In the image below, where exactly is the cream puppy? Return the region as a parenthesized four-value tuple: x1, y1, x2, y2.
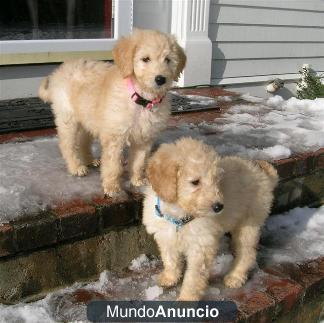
(39, 29, 186, 197)
(143, 138, 278, 301)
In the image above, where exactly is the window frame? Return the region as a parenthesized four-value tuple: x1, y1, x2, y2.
(0, 0, 133, 65)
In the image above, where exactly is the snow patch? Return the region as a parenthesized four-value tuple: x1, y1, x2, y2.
(217, 96, 233, 102)
(0, 138, 102, 223)
(129, 254, 158, 272)
(0, 302, 54, 323)
(260, 145, 291, 160)
(261, 206, 324, 263)
(158, 95, 324, 161)
(145, 286, 164, 300)
(240, 93, 264, 103)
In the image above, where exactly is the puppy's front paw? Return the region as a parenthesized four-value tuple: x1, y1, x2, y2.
(104, 190, 128, 200)
(224, 273, 246, 289)
(70, 165, 88, 177)
(90, 159, 101, 167)
(177, 293, 200, 301)
(103, 184, 128, 199)
(158, 271, 179, 288)
(130, 176, 148, 188)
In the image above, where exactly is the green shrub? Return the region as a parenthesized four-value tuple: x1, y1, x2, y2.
(296, 64, 324, 99)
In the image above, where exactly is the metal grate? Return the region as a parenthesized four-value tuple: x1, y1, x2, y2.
(0, 93, 219, 133)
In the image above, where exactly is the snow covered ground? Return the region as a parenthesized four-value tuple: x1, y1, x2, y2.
(0, 206, 323, 323)
(0, 94, 323, 222)
(160, 95, 324, 161)
(0, 138, 102, 223)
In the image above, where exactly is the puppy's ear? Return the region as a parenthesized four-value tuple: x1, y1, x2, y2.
(147, 145, 179, 203)
(170, 36, 187, 81)
(112, 35, 136, 77)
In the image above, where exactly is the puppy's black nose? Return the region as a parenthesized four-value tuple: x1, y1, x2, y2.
(212, 202, 224, 213)
(155, 75, 166, 86)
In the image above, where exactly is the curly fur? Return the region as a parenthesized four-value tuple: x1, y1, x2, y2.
(143, 137, 278, 300)
(39, 29, 186, 196)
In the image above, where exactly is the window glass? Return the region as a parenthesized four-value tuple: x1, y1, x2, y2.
(0, 0, 113, 40)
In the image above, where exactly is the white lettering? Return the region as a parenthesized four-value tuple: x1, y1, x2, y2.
(146, 308, 155, 318)
(106, 305, 118, 318)
(138, 305, 146, 318)
(155, 305, 166, 317)
(210, 308, 219, 318)
(186, 308, 196, 318)
(167, 307, 176, 318)
(196, 308, 204, 318)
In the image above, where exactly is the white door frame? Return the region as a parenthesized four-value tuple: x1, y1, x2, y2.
(171, 0, 212, 87)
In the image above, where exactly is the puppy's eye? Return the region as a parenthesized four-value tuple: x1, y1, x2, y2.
(165, 57, 171, 64)
(142, 57, 150, 63)
(191, 179, 200, 186)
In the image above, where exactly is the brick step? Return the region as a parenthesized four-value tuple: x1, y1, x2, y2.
(48, 255, 323, 323)
(0, 88, 323, 305)
(1, 253, 323, 322)
(0, 150, 323, 304)
(34, 255, 324, 323)
(1, 148, 323, 258)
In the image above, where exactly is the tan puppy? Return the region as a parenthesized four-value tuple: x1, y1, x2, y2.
(143, 137, 278, 300)
(39, 29, 186, 197)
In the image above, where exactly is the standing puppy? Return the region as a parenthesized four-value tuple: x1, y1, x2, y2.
(39, 29, 186, 197)
(143, 138, 278, 300)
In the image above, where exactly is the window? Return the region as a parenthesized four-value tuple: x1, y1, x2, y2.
(0, 0, 132, 65)
(0, 0, 113, 40)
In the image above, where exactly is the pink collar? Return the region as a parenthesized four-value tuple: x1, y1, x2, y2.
(126, 78, 163, 110)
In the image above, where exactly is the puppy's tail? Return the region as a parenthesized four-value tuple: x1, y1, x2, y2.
(38, 76, 52, 103)
(255, 160, 279, 188)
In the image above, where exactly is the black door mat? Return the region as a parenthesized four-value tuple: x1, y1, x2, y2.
(170, 92, 219, 114)
(0, 94, 219, 134)
(0, 98, 54, 134)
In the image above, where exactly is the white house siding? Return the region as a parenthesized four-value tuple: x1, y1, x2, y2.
(209, 0, 324, 98)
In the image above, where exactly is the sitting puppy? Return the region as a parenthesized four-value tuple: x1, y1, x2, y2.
(39, 29, 186, 197)
(143, 137, 278, 300)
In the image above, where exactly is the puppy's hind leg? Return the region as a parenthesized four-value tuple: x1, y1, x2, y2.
(224, 222, 260, 288)
(56, 116, 88, 177)
(77, 127, 100, 167)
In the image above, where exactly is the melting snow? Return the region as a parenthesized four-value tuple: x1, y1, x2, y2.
(159, 95, 324, 161)
(0, 138, 102, 223)
(260, 206, 324, 263)
(1, 206, 323, 322)
(0, 94, 323, 223)
(144, 286, 164, 300)
(129, 254, 158, 272)
(240, 93, 264, 103)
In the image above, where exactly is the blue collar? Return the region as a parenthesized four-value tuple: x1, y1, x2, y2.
(155, 197, 194, 231)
